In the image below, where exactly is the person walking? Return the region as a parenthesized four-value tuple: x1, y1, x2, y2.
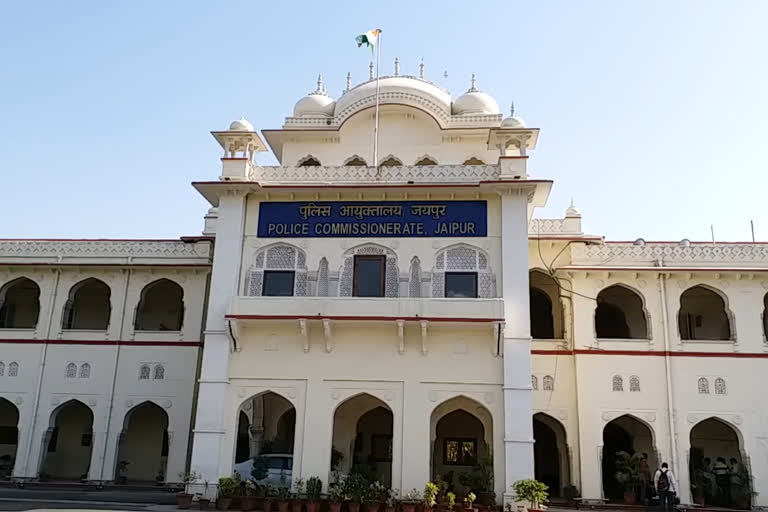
(713, 457, 730, 506)
(654, 462, 678, 512)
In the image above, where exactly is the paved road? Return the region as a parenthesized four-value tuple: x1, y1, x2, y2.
(0, 487, 178, 511)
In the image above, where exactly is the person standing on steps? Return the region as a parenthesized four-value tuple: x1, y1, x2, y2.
(713, 457, 730, 507)
(639, 453, 652, 504)
(654, 462, 678, 512)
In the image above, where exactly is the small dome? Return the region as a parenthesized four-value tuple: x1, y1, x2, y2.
(229, 117, 254, 132)
(501, 103, 526, 128)
(293, 73, 336, 117)
(452, 75, 500, 116)
(565, 205, 581, 217)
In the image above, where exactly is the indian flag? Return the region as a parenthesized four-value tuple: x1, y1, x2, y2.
(355, 29, 381, 54)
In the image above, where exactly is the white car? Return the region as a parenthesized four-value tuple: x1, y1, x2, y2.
(234, 453, 293, 486)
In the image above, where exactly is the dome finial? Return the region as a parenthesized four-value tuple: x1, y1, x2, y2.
(394, 57, 400, 76)
(468, 73, 478, 93)
(369, 61, 374, 80)
(316, 73, 324, 93)
(510, 102, 515, 116)
(345, 72, 351, 92)
(419, 58, 425, 79)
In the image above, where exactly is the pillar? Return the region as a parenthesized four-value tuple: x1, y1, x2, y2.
(500, 189, 535, 501)
(189, 189, 247, 484)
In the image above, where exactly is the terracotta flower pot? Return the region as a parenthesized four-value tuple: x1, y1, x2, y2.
(366, 503, 380, 512)
(329, 503, 342, 512)
(348, 503, 361, 512)
(622, 491, 637, 505)
(385, 507, 395, 512)
(263, 499, 274, 512)
(218, 497, 233, 511)
(291, 501, 303, 512)
(305, 502, 319, 512)
(199, 498, 211, 510)
(278, 501, 290, 512)
(240, 496, 256, 511)
(401, 504, 416, 512)
(177, 493, 194, 510)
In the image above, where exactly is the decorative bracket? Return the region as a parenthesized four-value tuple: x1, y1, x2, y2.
(396, 319, 405, 355)
(323, 319, 333, 353)
(420, 320, 429, 356)
(492, 322, 500, 357)
(299, 319, 309, 353)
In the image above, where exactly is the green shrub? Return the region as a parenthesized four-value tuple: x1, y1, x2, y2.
(512, 479, 548, 510)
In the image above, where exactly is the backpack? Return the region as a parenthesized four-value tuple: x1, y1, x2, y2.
(658, 470, 670, 492)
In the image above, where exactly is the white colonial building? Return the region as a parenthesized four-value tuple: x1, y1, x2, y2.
(1, 64, 767, 508)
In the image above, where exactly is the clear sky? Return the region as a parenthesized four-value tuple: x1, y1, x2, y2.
(1, 1, 766, 241)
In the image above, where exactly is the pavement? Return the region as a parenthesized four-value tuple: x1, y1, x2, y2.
(0, 487, 178, 511)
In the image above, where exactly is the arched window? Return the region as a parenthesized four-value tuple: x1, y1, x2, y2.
(135, 279, 184, 331)
(415, 156, 437, 166)
(595, 285, 649, 339)
(244, 244, 308, 297)
(698, 377, 710, 394)
(62, 278, 111, 330)
(139, 364, 150, 380)
(0, 362, 4, 376)
(463, 157, 485, 165)
(297, 155, 321, 166)
(8, 362, 18, 377)
(0, 277, 41, 329)
(530, 271, 565, 339)
(629, 375, 640, 392)
(679, 285, 732, 341)
(432, 245, 496, 298)
(714, 377, 727, 395)
(378, 155, 402, 167)
(79, 363, 91, 379)
(543, 375, 554, 391)
(344, 155, 367, 166)
(66, 363, 77, 378)
(612, 375, 624, 392)
(153, 364, 165, 380)
(408, 256, 422, 298)
(339, 244, 399, 298)
(531, 375, 538, 390)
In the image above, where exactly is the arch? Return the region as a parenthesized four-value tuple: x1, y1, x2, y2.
(0, 277, 41, 329)
(463, 157, 486, 165)
(698, 377, 710, 394)
(689, 417, 747, 508)
(40, 400, 94, 480)
(432, 244, 496, 298)
(595, 284, 649, 339)
(316, 257, 330, 297)
(233, 390, 297, 483)
(601, 414, 657, 501)
(331, 393, 393, 486)
(543, 375, 554, 391)
(62, 278, 111, 330)
(344, 155, 368, 166)
(415, 155, 438, 166)
(339, 243, 399, 298)
(378, 155, 402, 167)
(115, 401, 169, 482)
(531, 375, 538, 391)
(430, 395, 493, 497)
(297, 155, 321, 167)
(244, 243, 308, 297)
(134, 279, 184, 331)
(409, 256, 423, 298)
(678, 285, 733, 341)
(529, 270, 564, 339)
(0, 397, 20, 479)
(533, 413, 570, 497)
(714, 377, 727, 395)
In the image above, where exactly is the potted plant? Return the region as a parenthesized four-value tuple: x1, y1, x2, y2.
(199, 480, 211, 510)
(177, 470, 200, 510)
(265, 484, 279, 512)
(305, 477, 323, 512)
(384, 488, 399, 512)
(731, 467, 756, 510)
(614, 451, 642, 505)
(240, 480, 259, 511)
(218, 477, 237, 510)
(423, 482, 438, 511)
(512, 480, 547, 512)
(344, 473, 369, 512)
(291, 478, 305, 512)
(275, 485, 291, 512)
(691, 469, 715, 506)
(116, 460, 129, 484)
(401, 489, 421, 512)
(366, 481, 389, 512)
(562, 485, 579, 508)
(463, 493, 476, 512)
(328, 483, 348, 512)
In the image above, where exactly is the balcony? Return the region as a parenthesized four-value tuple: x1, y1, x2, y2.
(226, 296, 505, 354)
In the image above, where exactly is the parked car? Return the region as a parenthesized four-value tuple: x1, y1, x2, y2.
(234, 453, 293, 486)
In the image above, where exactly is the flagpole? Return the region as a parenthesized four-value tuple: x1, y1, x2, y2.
(373, 32, 381, 168)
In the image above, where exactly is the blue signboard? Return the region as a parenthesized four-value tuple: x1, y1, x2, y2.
(257, 201, 487, 238)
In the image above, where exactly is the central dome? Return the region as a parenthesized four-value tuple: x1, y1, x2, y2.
(334, 76, 452, 121)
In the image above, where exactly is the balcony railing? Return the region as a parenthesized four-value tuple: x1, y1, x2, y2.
(247, 164, 500, 184)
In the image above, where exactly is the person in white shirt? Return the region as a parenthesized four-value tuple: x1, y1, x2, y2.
(654, 463, 678, 512)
